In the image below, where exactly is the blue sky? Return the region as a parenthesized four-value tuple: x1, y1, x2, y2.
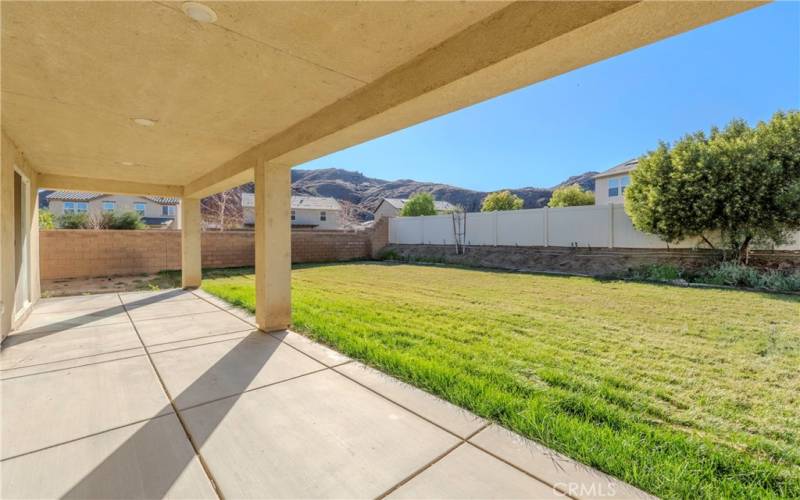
(299, 2, 800, 191)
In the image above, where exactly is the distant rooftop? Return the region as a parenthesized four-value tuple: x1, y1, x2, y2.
(241, 193, 341, 211)
(381, 198, 456, 211)
(46, 192, 179, 204)
(594, 159, 638, 179)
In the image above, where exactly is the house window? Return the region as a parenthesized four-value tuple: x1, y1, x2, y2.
(134, 202, 146, 216)
(320, 211, 326, 221)
(76, 202, 88, 213)
(64, 202, 74, 214)
(608, 178, 619, 198)
(162, 205, 176, 217)
(102, 201, 116, 212)
(291, 210, 296, 221)
(620, 175, 630, 195)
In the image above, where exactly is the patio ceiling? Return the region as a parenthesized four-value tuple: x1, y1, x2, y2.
(1, 1, 763, 197)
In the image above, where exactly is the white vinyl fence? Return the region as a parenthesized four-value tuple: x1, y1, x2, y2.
(389, 204, 800, 250)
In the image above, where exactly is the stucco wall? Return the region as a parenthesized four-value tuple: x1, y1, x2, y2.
(39, 227, 385, 280)
(594, 175, 628, 205)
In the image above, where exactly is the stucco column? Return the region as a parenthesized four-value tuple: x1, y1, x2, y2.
(181, 197, 202, 288)
(0, 147, 14, 338)
(255, 161, 291, 332)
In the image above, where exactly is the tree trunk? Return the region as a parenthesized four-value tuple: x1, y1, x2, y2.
(700, 234, 716, 250)
(738, 235, 752, 265)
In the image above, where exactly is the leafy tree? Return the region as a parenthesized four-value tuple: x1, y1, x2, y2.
(400, 192, 436, 216)
(57, 212, 90, 229)
(548, 184, 595, 207)
(625, 111, 800, 261)
(481, 190, 523, 212)
(38, 209, 55, 229)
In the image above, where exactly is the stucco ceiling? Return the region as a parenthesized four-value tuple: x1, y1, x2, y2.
(1, 1, 508, 185)
(1, 1, 763, 195)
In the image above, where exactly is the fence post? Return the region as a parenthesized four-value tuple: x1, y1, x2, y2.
(420, 216, 425, 245)
(543, 207, 549, 247)
(608, 204, 614, 249)
(493, 211, 499, 246)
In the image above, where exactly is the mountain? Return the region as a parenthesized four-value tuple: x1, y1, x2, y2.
(241, 167, 599, 221)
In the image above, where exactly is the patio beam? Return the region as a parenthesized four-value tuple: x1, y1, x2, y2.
(254, 160, 291, 332)
(38, 174, 183, 198)
(183, 0, 763, 198)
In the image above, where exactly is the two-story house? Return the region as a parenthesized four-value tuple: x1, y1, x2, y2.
(242, 193, 342, 229)
(373, 197, 456, 219)
(593, 159, 638, 205)
(46, 192, 180, 228)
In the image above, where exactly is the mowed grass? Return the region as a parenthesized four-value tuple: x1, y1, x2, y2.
(199, 263, 800, 499)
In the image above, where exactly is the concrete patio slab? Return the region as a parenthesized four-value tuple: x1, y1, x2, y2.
(150, 331, 326, 409)
(270, 329, 351, 367)
(180, 369, 461, 499)
(387, 443, 558, 499)
(0, 347, 146, 380)
(1, 354, 171, 459)
(119, 288, 200, 306)
(469, 425, 654, 499)
(13, 307, 130, 333)
(1, 414, 217, 499)
(192, 289, 237, 310)
(0, 321, 141, 373)
(133, 310, 252, 346)
(148, 330, 251, 354)
(32, 293, 124, 314)
(125, 297, 220, 321)
(336, 361, 485, 438)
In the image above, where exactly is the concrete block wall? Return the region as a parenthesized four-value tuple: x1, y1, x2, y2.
(40, 226, 387, 280)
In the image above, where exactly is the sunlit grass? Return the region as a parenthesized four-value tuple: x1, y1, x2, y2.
(199, 262, 800, 499)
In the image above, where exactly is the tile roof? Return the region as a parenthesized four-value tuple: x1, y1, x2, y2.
(594, 159, 638, 179)
(45, 192, 179, 204)
(381, 198, 456, 211)
(241, 193, 341, 210)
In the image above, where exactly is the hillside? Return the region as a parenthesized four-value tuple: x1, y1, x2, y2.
(286, 168, 598, 220)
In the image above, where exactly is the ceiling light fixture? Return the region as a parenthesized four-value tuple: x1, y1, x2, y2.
(120, 161, 135, 166)
(132, 118, 157, 127)
(181, 2, 217, 23)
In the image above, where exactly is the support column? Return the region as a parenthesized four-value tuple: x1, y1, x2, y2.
(0, 145, 13, 338)
(255, 161, 291, 332)
(181, 197, 202, 288)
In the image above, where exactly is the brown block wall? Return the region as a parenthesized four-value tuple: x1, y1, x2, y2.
(40, 228, 385, 280)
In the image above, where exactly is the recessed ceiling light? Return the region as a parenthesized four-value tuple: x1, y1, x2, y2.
(132, 118, 157, 127)
(120, 161, 135, 166)
(181, 2, 217, 23)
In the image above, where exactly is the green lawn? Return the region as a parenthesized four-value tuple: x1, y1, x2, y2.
(197, 263, 799, 499)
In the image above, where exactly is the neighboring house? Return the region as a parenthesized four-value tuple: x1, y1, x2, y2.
(593, 159, 638, 205)
(373, 197, 456, 219)
(46, 192, 180, 228)
(242, 193, 342, 229)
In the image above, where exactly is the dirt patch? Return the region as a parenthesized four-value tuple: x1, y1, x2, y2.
(41, 272, 180, 298)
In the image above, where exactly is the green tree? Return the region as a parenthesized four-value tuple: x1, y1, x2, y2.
(400, 192, 436, 216)
(38, 209, 55, 229)
(481, 190, 523, 212)
(57, 212, 90, 229)
(625, 111, 800, 261)
(547, 184, 595, 207)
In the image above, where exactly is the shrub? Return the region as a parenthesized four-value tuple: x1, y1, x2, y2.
(57, 212, 90, 229)
(631, 264, 683, 281)
(481, 190, 524, 212)
(108, 211, 146, 230)
(548, 184, 595, 208)
(702, 263, 800, 292)
(38, 209, 55, 229)
(400, 193, 436, 216)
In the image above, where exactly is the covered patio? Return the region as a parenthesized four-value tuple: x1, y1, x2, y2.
(1, 1, 762, 497)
